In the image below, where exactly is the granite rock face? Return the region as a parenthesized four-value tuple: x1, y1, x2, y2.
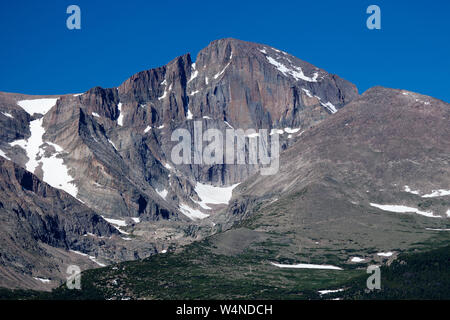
(1, 38, 358, 222)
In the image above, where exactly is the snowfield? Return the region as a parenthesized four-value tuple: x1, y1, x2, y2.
(117, 103, 123, 126)
(351, 257, 365, 263)
(9, 118, 78, 198)
(194, 182, 239, 209)
(17, 98, 58, 115)
(370, 203, 440, 218)
(102, 216, 129, 235)
(179, 203, 209, 220)
(377, 252, 394, 257)
(270, 262, 343, 270)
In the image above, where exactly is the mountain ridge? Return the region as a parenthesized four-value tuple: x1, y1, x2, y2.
(1, 38, 448, 293)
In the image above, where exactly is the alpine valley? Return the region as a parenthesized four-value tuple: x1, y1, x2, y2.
(0, 38, 448, 299)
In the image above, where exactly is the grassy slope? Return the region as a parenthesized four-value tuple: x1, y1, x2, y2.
(2, 233, 449, 300)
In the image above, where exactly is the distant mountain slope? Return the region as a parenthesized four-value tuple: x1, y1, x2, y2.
(221, 87, 450, 254)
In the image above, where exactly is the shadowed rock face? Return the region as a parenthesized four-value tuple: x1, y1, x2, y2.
(0, 157, 119, 290)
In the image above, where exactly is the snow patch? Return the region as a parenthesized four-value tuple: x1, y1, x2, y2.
(10, 118, 45, 173)
(188, 70, 198, 83)
(158, 89, 168, 100)
(214, 62, 231, 79)
(318, 289, 344, 295)
(403, 185, 450, 198)
(186, 109, 193, 120)
(270, 262, 342, 270)
(179, 203, 209, 220)
(117, 103, 123, 126)
(377, 252, 394, 257)
(41, 150, 78, 198)
(34, 277, 51, 283)
(320, 101, 338, 114)
(301, 88, 313, 97)
(102, 216, 129, 234)
(404, 185, 420, 195)
(0, 149, 11, 161)
(351, 257, 365, 263)
(10, 118, 78, 198)
(102, 217, 127, 227)
(2, 112, 13, 118)
(270, 129, 284, 135)
(284, 127, 301, 134)
(194, 182, 239, 209)
(17, 98, 58, 115)
(156, 188, 168, 200)
(69, 250, 106, 267)
(144, 126, 152, 133)
(108, 139, 118, 151)
(164, 162, 172, 170)
(224, 121, 233, 129)
(92, 112, 100, 118)
(370, 203, 440, 218)
(266, 56, 318, 82)
(422, 189, 450, 198)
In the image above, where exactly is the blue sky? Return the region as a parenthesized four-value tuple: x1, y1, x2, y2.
(0, 0, 449, 102)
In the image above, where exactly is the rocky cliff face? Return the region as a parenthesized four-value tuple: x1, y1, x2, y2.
(1, 38, 358, 224)
(0, 157, 118, 290)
